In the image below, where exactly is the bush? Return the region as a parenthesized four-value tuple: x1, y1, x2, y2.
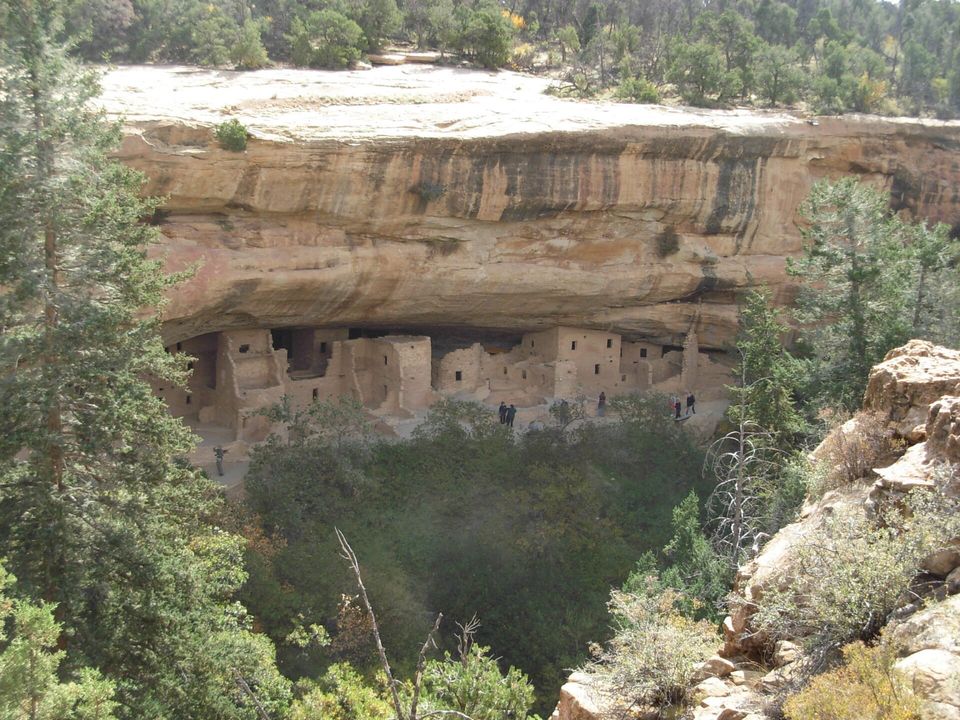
(288, 10, 363, 69)
(783, 642, 922, 720)
(214, 118, 248, 151)
(813, 411, 899, 494)
(580, 580, 717, 710)
(750, 488, 960, 666)
(231, 19, 270, 70)
(656, 227, 680, 257)
(616, 76, 660, 103)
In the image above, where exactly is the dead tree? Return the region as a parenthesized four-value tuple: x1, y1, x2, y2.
(335, 528, 475, 720)
(704, 418, 783, 568)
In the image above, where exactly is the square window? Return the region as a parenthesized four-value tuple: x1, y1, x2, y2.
(239, 344, 250, 354)
(640, 348, 647, 358)
(455, 370, 462, 381)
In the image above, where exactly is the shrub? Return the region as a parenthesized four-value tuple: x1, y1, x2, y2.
(290, 664, 393, 720)
(288, 10, 363, 69)
(616, 76, 660, 103)
(783, 642, 922, 720)
(231, 19, 270, 70)
(656, 227, 680, 257)
(813, 411, 899, 494)
(214, 118, 248, 151)
(750, 489, 960, 667)
(580, 580, 717, 710)
(420, 643, 537, 720)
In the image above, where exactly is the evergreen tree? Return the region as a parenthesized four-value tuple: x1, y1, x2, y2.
(727, 289, 805, 445)
(788, 178, 911, 411)
(0, 2, 289, 716)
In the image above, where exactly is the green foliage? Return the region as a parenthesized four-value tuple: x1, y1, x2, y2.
(0, 564, 118, 720)
(231, 19, 270, 70)
(290, 664, 394, 720)
(581, 580, 717, 710)
(0, 6, 290, 716)
(215, 118, 249, 151)
(288, 10, 364, 69)
(756, 43, 805, 105)
(727, 289, 806, 445)
(354, 0, 401, 53)
(555, 24, 580, 62)
(655, 227, 680, 257)
(751, 486, 960, 664)
(420, 642, 537, 720)
(452, 4, 516, 69)
(790, 179, 913, 411)
(616, 76, 660, 103)
(667, 39, 740, 106)
(243, 397, 707, 714)
(783, 642, 923, 720)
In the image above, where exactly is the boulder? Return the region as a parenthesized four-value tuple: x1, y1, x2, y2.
(694, 656, 737, 679)
(922, 541, 960, 577)
(772, 641, 800, 667)
(894, 649, 960, 708)
(552, 673, 602, 720)
(864, 341, 960, 434)
(695, 677, 733, 698)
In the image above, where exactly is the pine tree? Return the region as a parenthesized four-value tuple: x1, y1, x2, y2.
(788, 178, 913, 411)
(0, 2, 289, 716)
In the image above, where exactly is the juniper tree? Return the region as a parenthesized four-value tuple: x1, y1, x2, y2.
(0, 2, 288, 716)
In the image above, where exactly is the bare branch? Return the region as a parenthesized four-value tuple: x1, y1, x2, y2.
(233, 668, 272, 720)
(335, 527, 406, 720)
(409, 613, 443, 720)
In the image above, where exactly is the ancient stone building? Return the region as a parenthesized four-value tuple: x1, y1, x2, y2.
(157, 323, 731, 441)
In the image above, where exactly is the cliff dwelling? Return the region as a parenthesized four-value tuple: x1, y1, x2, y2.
(155, 324, 733, 443)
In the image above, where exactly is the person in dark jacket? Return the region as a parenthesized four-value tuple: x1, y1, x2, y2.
(674, 398, 682, 419)
(506, 404, 517, 427)
(686, 391, 696, 415)
(499, 401, 507, 424)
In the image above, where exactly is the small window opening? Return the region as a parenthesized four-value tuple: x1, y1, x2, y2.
(176, 342, 182, 352)
(607, 338, 613, 348)
(503, 367, 508, 375)
(383, 385, 388, 398)
(621, 374, 627, 381)
(320, 342, 327, 354)
(384, 355, 388, 365)
(239, 344, 250, 354)
(187, 361, 194, 371)
(531, 340, 535, 347)
(185, 395, 192, 405)
(522, 370, 527, 379)
(455, 371, 463, 382)
(594, 364, 600, 375)
(640, 348, 647, 358)
(312, 388, 319, 400)
(571, 341, 577, 350)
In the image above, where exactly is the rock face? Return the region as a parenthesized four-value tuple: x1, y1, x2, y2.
(554, 342, 960, 720)
(99, 66, 960, 348)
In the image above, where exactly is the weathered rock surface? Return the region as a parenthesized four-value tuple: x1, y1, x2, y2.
(97, 66, 960, 347)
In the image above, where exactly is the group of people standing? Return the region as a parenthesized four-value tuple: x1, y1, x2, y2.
(671, 392, 696, 419)
(498, 401, 518, 427)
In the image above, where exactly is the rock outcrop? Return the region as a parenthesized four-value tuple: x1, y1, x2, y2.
(98, 66, 960, 348)
(554, 341, 960, 720)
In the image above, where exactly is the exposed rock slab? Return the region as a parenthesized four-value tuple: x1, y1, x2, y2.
(94, 66, 960, 346)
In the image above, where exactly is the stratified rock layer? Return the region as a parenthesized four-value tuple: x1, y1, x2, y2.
(99, 66, 960, 345)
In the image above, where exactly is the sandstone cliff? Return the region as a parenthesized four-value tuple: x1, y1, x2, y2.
(99, 66, 960, 348)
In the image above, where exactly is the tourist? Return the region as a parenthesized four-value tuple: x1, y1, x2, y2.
(674, 398, 682, 420)
(499, 401, 507, 424)
(686, 391, 696, 415)
(214, 445, 227, 476)
(506, 404, 517, 428)
(598, 391, 606, 417)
